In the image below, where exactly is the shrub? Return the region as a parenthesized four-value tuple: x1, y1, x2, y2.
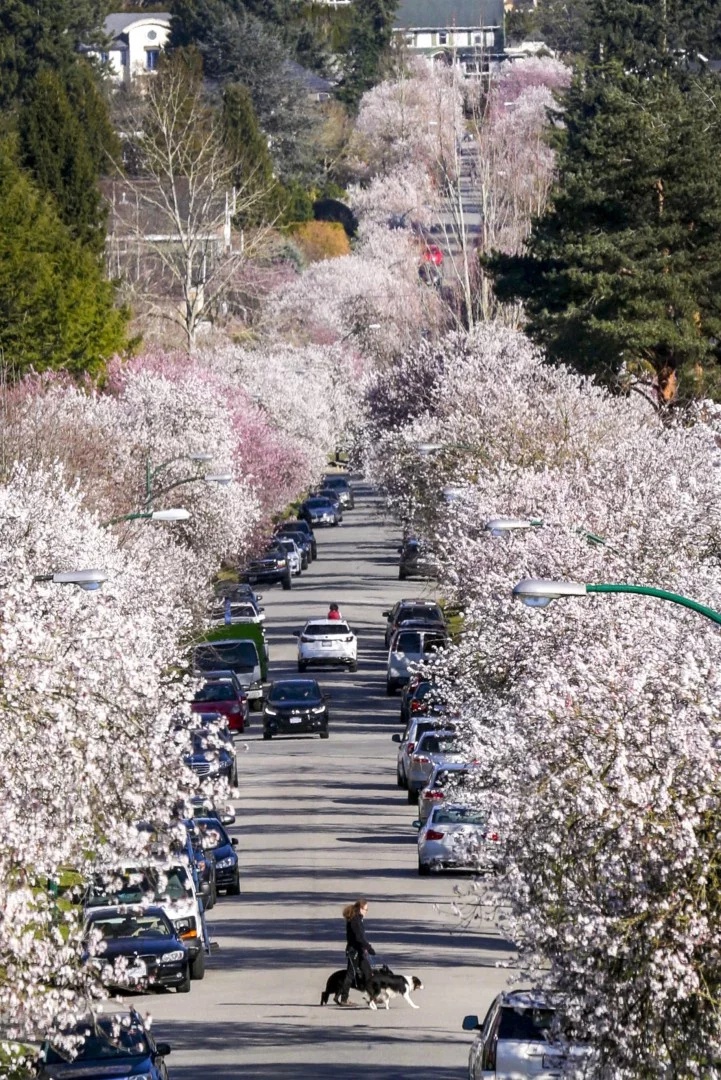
(289, 220, 351, 262)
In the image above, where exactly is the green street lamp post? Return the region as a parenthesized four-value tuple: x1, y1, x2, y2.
(143, 452, 231, 508)
(102, 507, 191, 528)
(486, 517, 608, 548)
(512, 578, 721, 627)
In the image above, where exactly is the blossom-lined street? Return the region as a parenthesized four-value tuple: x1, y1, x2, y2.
(136, 484, 511, 1078)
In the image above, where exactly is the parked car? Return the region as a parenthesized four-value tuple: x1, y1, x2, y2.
(193, 639, 263, 711)
(422, 243, 443, 267)
(418, 763, 480, 823)
(215, 581, 263, 606)
(416, 804, 500, 876)
(263, 678, 329, 739)
(406, 729, 465, 803)
(84, 904, 190, 993)
(196, 816, 240, 895)
(191, 678, 249, 733)
(322, 473, 355, 509)
(86, 860, 209, 980)
(183, 817, 217, 908)
(210, 599, 266, 624)
(274, 527, 311, 568)
(294, 618, 357, 672)
(392, 718, 457, 789)
(276, 536, 303, 576)
(38, 1007, 171, 1080)
(399, 677, 447, 724)
(383, 599, 447, 648)
(398, 537, 434, 581)
(190, 795, 235, 827)
(462, 990, 587, 1079)
(276, 519, 317, 560)
(386, 627, 448, 695)
(183, 728, 238, 787)
(299, 496, 341, 527)
(243, 543, 292, 590)
(314, 488, 344, 518)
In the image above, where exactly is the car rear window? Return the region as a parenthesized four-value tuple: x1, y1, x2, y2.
(433, 807, 487, 826)
(395, 631, 422, 653)
(498, 1006, 555, 1041)
(422, 634, 446, 654)
(305, 623, 350, 636)
(433, 769, 471, 787)
(194, 684, 235, 702)
(399, 606, 442, 622)
(416, 734, 459, 755)
(195, 642, 258, 673)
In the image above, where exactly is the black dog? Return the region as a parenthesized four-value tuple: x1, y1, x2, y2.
(320, 965, 393, 1006)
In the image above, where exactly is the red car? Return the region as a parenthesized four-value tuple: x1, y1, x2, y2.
(191, 677, 249, 733)
(421, 244, 443, 267)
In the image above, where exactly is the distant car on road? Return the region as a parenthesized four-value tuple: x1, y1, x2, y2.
(300, 496, 341, 527)
(406, 729, 465, 803)
(294, 618, 358, 672)
(276, 536, 303, 576)
(397, 537, 435, 581)
(276, 519, 318, 559)
(422, 243, 443, 267)
(263, 678, 330, 739)
(386, 626, 448, 695)
(191, 678, 249, 733)
(383, 599, 447, 647)
(243, 543, 293, 590)
(392, 717, 456, 789)
(418, 763, 480, 823)
(322, 473, 355, 509)
(196, 816, 240, 896)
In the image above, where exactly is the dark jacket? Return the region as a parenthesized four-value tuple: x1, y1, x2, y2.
(346, 913, 374, 955)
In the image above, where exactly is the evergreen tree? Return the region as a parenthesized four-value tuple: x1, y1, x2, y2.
(338, 0, 399, 109)
(488, 64, 721, 403)
(18, 65, 118, 252)
(0, 0, 108, 109)
(221, 82, 278, 224)
(0, 141, 127, 379)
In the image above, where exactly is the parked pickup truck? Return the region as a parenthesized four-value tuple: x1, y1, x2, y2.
(194, 622, 268, 711)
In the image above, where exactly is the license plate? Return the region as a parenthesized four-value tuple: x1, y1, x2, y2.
(321, 642, 332, 648)
(290, 718, 303, 724)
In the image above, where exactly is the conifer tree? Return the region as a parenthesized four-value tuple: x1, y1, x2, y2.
(338, 0, 399, 109)
(0, 141, 127, 378)
(488, 64, 721, 403)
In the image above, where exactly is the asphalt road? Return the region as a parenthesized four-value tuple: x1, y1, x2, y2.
(136, 482, 513, 1079)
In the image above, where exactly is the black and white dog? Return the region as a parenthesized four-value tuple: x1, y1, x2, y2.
(320, 965, 394, 1006)
(365, 970, 424, 1010)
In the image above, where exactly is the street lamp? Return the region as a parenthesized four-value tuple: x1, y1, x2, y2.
(103, 507, 191, 527)
(203, 474, 233, 486)
(485, 517, 607, 547)
(144, 452, 227, 506)
(512, 577, 721, 626)
(415, 441, 476, 457)
(33, 568, 108, 592)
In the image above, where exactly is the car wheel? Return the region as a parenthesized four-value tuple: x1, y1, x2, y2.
(386, 681, 397, 696)
(349, 661, 358, 672)
(231, 764, 239, 788)
(282, 574, 292, 590)
(250, 699, 263, 713)
(190, 949, 205, 980)
(298, 661, 308, 673)
(227, 871, 241, 896)
(263, 731, 272, 740)
(407, 788, 419, 805)
(320, 730, 329, 739)
(418, 861, 430, 877)
(177, 966, 192, 992)
(396, 768, 405, 788)
(398, 569, 407, 581)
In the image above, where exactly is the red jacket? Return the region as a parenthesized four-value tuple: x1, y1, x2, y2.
(328, 609, 341, 620)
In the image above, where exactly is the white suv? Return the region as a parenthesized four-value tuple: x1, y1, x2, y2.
(276, 537, 302, 576)
(386, 627, 447, 694)
(294, 619, 358, 672)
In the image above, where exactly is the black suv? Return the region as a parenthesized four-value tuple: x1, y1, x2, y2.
(397, 537, 433, 581)
(383, 599, 447, 647)
(243, 543, 292, 590)
(322, 474, 355, 509)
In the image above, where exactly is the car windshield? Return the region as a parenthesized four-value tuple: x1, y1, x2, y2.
(414, 720, 454, 740)
(195, 642, 258, 673)
(269, 680, 320, 703)
(278, 540, 296, 551)
(304, 623, 350, 636)
(157, 866, 193, 900)
(216, 603, 256, 619)
(324, 477, 349, 490)
(498, 1006, 556, 1041)
(416, 734, 460, 755)
(395, 631, 422, 653)
(88, 871, 153, 905)
(288, 521, 311, 534)
(432, 807, 487, 826)
(194, 683, 235, 702)
(45, 1018, 150, 1063)
(198, 818, 231, 848)
(422, 634, 446, 654)
(306, 497, 332, 507)
(399, 606, 443, 623)
(90, 914, 172, 939)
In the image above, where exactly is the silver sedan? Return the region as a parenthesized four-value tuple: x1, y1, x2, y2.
(416, 804, 500, 876)
(405, 730, 465, 804)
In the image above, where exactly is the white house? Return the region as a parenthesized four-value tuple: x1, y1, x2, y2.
(88, 12, 172, 84)
(393, 0, 505, 70)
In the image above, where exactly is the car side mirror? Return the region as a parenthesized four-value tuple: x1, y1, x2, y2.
(209, 940, 221, 953)
(382, 610, 391, 618)
(155, 1042, 172, 1057)
(397, 547, 403, 554)
(221, 813, 236, 826)
(323, 693, 330, 702)
(412, 819, 421, 830)
(462, 1015, 481, 1032)
(256, 594, 263, 600)
(231, 837, 238, 846)
(391, 733, 401, 743)
(292, 630, 300, 637)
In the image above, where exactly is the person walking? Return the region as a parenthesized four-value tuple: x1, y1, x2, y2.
(339, 898, 375, 1005)
(327, 602, 342, 621)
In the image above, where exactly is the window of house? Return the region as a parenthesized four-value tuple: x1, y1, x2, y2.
(473, 33, 483, 45)
(405, 32, 415, 46)
(100, 50, 109, 63)
(145, 49, 160, 70)
(147, 29, 158, 40)
(119, 48, 128, 66)
(438, 31, 448, 44)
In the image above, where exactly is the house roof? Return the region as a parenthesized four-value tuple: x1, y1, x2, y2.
(284, 59, 335, 94)
(104, 12, 171, 36)
(394, 0, 504, 29)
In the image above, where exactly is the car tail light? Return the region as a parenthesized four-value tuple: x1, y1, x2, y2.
(406, 742, 415, 754)
(487, 831, 500, 842)
(425, 790, 444, 800)
(413, 755, 430, 765)
(425, 829, 444, 841)
(301, 634, 314, 643)
(411, 700, 422, 711)
(229, 704, 240, 713)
